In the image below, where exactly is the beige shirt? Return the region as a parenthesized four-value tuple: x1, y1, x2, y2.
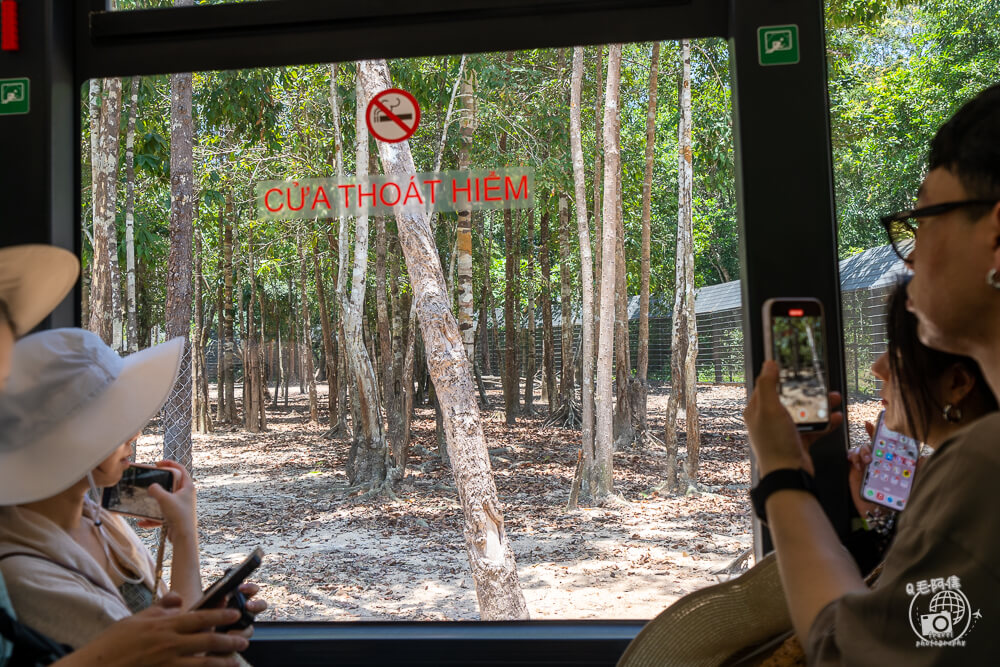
(0, 498, 161, 649)
(806, 412, 1000, 664)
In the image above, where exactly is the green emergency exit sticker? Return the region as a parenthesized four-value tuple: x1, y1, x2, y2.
(758, 25, 799, 66)
(0, 78, 28, 115)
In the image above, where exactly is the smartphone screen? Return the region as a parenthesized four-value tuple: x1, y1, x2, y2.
(860, 411, 919, 511)
(101, 464, 174, 521)
(764, 299, 830, 430)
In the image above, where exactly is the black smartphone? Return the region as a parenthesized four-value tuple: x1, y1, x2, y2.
(860, 410, 919, 511)
(762, 297, 830, 432)
(193, 547, 264, 611)
(101, 463, 174, 521)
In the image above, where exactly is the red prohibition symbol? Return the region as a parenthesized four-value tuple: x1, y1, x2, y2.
(366, 88, 421, 143)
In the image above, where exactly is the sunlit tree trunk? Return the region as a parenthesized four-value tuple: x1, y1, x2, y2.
(297, 226, 319, 423)
(663, 40, 701, 491)
(557, 196, 575, 412)
(313, 226, 337, 426)
(360, 59, 529, 620)
(123, 75, 140, 354)
(193, 228, 213, 434)
(221, 203, 236, 424)
(163, 49, 194, 472)
(594, 44, 622, 502)
(330, 62, 351, 437)
(345, 69, 388, 490)
(456, 70, 477, 362)
(637, 42, 660, 434)
(89, 77, 123, 349)
(570, 46, 597, 502)
(592, 46, 605, 356)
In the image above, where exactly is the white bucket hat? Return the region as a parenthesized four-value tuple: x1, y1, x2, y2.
(0, 245, 79, 334)
(0, 328, 184, 505)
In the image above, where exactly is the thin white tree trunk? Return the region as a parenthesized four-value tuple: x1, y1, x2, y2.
(637, 42, 660, 432)
(359, 59, 529, 621)
(124, 75, 140, 353)
(594, 44, 623, 502)
(456, 71, 476, 362)
(344, 69, 387, 488)
(570, 46, 596, 501)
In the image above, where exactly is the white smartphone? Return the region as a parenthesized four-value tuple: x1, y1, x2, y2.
(860, 410, 919, 511)
(762, 297, 830, 432)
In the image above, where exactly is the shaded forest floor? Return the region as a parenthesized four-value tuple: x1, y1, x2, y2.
(137, 381, 881, 621)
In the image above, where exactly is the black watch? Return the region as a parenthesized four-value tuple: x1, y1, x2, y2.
(750, 468, 817, 523)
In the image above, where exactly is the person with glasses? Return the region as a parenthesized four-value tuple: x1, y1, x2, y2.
(744, 84, 1000, 663)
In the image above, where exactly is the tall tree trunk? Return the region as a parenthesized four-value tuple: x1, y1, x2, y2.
(375, 207, 405, 482)
(222, 202, 236, 424)
(193, 228, 213, 433)
(613, 128, 636, 449)
(523, 208, 536, 412)
(557, 195, 574, 410)
(215, 210, 227, 421)
(594, 44, 623, 502)
(88, 77, 123, 348)
(478, 212, 493, 377)
(663, 40, 701, 491)
(570, 46, 597, 502)
(243, 227, 267, 432)
(313, 226, 337, 425)
(297, 226, 319, 423)
(637, 42, 660, 434)
(330, 62, 351, 438)
(456, 70, 477, 362)
(163, 50, 194, 473)
(345, 70, 387, 490)
(500, 146, 518, 423)
(360, 59, 529, 621)
(592, 46, 605, 356)
(388, 240, 408, 466)
(123, 75, 141, 354)
(539, 210, 555, 412)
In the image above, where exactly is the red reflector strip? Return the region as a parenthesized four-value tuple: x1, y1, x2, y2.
(788, 308, 804, 317)
(1, 1, 18, 52)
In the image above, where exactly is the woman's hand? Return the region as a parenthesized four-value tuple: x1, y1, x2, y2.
(144, 459, 197, 542)
(744, 360, 844, 476)
(847, 421, 879, 517)
(228, 582, 269, 642)
(55, 592, 248, 667)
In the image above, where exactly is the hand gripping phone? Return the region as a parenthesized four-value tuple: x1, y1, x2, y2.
(193, 547, 264, 613)
(762, 298, 830, 432)
(860, 410, 919, 511)
(101, 463, 175, 521)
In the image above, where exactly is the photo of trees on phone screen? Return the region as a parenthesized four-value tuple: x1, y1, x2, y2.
(771, 315, 828, 424)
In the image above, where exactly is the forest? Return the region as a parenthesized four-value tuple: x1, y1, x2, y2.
(82, 0, 999, 620)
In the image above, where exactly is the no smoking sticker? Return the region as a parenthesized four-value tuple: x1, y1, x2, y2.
(366, 88, 420, 143)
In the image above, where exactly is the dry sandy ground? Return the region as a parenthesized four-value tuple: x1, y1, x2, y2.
(135, 383, 882, 622)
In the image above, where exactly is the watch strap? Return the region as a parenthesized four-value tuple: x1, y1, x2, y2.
(750, 468, 817, 523)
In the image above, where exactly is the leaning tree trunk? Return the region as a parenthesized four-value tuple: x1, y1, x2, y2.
(593, 44, 623, 502)
(89, 77, 123, 349)
(359, 59, 529, 621)
(344, 70, 388, 490)
(637, 41, 660, 435)
(570, 46, 597, 503)
(123, 75, 140, 354)
(297, 226, 319, 423)
(163, 55, 194, 473)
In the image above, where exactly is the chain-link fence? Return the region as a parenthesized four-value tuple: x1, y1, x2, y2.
(160, 340, 193, 472)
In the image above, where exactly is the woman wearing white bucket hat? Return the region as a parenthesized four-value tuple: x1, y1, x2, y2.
(0, 245, 252, 666)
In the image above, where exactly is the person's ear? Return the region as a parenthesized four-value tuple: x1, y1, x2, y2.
(941, 362, 977, 408)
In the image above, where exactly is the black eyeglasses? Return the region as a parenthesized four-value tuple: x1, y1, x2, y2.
(880, 199, 999, 262)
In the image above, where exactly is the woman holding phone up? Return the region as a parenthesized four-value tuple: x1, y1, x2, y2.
(844, 278, 997, 572)
(0, 327, 266, 652)
(0, 244, 253, 666)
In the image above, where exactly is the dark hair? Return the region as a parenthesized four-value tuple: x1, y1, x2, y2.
(929, 84, 1000, 217)
(886, 278, 998, 442)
